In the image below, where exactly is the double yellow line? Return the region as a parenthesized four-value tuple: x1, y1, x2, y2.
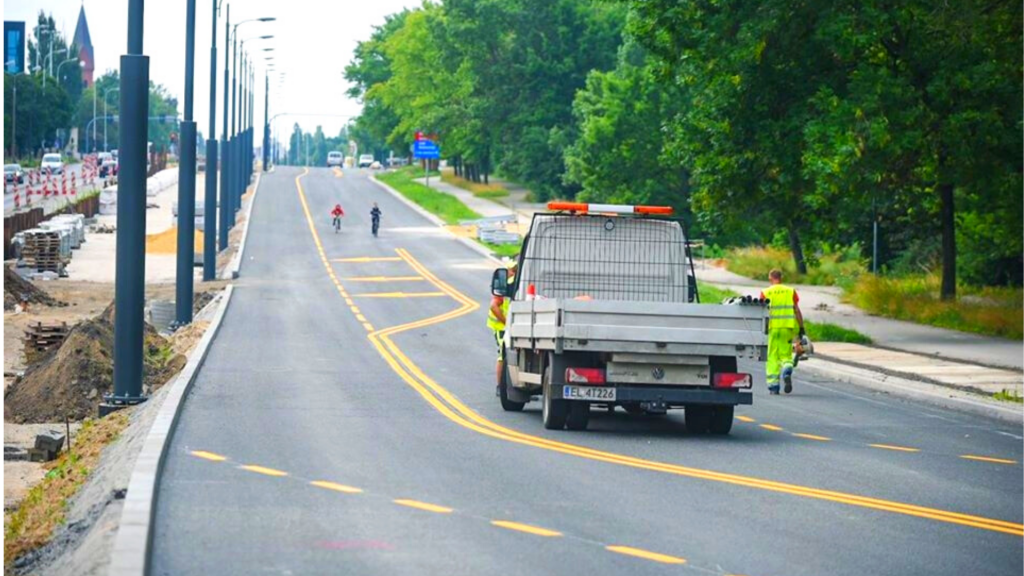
(293, 168, 1023, 538)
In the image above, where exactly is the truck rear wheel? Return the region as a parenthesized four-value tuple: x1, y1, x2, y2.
(542, 358, 568, 429)
(709, 406, 734, 435)
(685, 405, 712, 434)
(499, 366, 526, 412)
(566, 402, 590, 430)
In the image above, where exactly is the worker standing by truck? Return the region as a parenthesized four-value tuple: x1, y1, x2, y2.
(761, 269, 805, 395)
(487, 260, 517, 391)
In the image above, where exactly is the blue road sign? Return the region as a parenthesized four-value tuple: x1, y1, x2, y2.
(413, 139, 440, 159)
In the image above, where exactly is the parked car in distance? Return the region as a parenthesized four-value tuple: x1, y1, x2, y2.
(4, 164, 25, 184)
(327, 151, 344, 167)
(98, 152, 118, 177)
(41, 153, 64, 174)
(358, 154, 374, 168)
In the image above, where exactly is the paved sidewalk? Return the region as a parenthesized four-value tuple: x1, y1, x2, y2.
(695, 261, 1023, 371)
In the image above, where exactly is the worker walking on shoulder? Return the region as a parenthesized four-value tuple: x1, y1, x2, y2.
(761, 269, 805, 395)
(488, 260, 517, 391)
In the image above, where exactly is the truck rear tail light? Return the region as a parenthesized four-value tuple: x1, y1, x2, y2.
(565, 368, 606, 385)
(713, 373, 752, 389)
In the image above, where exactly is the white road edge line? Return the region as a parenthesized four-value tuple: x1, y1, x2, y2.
(368, 173, 503, 265)
(108, 285, 236, 576)
(222, 170, 263, 280)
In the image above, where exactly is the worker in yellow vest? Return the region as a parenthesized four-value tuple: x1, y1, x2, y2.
(488, 260, 517, 389)
(760, 269, 805, 395)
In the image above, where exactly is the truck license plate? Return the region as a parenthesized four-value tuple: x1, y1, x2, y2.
(563, 385, 616, 402)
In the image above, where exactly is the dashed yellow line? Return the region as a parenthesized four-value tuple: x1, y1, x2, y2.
(333, 256, 403, 263)
(293, 168, 1024, 538)
(362, 322, 375, 332)
(490, 520, 562, 537)
(960, 455, 1018, 465)
(356, 314, 368, 322)
(354, 291, 446, 298)
(869, 443, 920, 453)
(310, 480, 363, 493)
(606, 545, 687, 564)
(350, 306, 361, 314)
(736, 415, 756, 423)
(191, 450, 227, 461)
(759, 424, 784, 432)
(239, 465, 288, 477)
(345, 276, 424, 282)
(792, 433, 832, 442)
(393, 499, 453, 514)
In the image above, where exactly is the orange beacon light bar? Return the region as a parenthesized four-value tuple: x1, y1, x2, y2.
(546, 202, 674, 215)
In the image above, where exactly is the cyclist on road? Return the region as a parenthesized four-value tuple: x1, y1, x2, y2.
(370, 203, 382, 236)
(331, 204, 345, 232)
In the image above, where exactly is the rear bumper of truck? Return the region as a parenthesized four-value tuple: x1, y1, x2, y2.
(553, 385, 752, 406)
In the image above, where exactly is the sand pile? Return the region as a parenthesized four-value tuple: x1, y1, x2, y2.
(4, 303, 186, 423)
(145, 227, 205, 255)
(4, 267, 65, 311)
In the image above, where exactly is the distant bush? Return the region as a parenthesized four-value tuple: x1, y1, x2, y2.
(723, 245, 865, 287)
(846, 274, 1023, 340)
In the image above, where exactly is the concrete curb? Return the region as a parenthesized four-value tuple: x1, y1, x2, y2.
(369, 174, 502, 265)
(221, 172, 262, 280)
(108, 284, 236, 576)
(801, 358, 1023, 425)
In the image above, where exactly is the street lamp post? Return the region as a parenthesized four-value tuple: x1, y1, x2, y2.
(105, 0, 151, 413)
(263, 71, 269, 171)
(219, 5, 231, 254)
(204, 0, 219, 281)
(174, 0, 199, 326)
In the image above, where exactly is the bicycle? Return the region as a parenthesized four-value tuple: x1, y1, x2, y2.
(371, 216, 380, 237)
(333, 216, 342, 233)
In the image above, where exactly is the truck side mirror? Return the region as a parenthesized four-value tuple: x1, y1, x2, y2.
(491, 268, 509, 297)
(687, 274, 697, 303)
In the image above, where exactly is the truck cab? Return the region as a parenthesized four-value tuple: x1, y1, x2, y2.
(492, 202, 768, 434)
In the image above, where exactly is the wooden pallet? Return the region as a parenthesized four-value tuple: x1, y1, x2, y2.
(23, 322, 69, 363)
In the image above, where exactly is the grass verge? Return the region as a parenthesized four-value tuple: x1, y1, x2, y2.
(994, 389, 1023, 403)
(722, 246, 864, 287)
(4, 411, 130, 564)
(479, 241, 522, 258)
(440, 169, 509, 198)
(697, 283, 872, 343)
(378, 167, 481, 225)
(846, 274, 1023, 340)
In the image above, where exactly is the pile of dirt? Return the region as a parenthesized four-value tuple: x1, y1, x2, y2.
(4, 303, 186, 423)
(144, 227, 205, 255)
(4, 267, 65, 311)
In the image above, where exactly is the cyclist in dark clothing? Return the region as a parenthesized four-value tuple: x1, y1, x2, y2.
(370, 203, 382, 237)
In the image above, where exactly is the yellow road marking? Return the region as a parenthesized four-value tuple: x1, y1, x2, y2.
(961, 455, 1018, 465)
(362, 322, 375, 332)
(344, 298, 354, 306)
(239, 465, 288, 477)
(310, 480, 363, 493)
(792, 433, 832, 442)
(333, 256, 403, 263)
(759, 424, 784, 431)
(191, 450, 227, 461)
(869, 444, 921, 453)
(356, 314, 368, 322)
(350, 306, 361, 313)
(345, 276, 424, 282)
(354, 291, 446, 298)
(293, 169, 1024, 538)
(393, 499, 453, 513)
(606, 545, 686, 564)
(490, 520, 562, 537)
(736, 415, 756, 423)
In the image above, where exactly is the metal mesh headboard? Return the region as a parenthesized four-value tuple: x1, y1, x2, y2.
(518, 214, 690, 303)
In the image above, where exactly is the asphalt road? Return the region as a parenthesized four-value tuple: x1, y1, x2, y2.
(150, 166, 1023, 576)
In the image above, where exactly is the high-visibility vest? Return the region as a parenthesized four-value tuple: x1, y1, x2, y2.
(487, 274, 515, 331)
(487, 297, 510, 331)
(764, 284, 797, 330)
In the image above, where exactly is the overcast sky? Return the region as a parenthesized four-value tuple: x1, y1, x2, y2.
(4, 0, 420, 147)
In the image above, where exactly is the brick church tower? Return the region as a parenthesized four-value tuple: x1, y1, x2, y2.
(72, 5, 94, 87)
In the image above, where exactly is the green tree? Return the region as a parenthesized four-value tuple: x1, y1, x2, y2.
(27, 11, 82, 104)
(4, 72, 72, 160)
